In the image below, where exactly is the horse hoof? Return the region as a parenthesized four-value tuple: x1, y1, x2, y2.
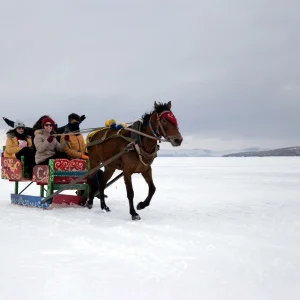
(132, 214, 141, 221)
(85, 201, 93, 209)
(137, 202, 144, 210)
(102, 206, 110, 212)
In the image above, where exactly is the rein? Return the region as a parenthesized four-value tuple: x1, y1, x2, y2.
(52, 127, 105, 136)
(52, 126, 169, 142)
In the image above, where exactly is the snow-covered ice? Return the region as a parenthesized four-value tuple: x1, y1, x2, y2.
(0, 157, 299, 300)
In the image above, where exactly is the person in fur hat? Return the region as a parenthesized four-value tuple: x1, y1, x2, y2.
(34, 117, 70, 165)
(4, 120, 36, 178)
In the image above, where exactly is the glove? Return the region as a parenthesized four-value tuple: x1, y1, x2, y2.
(18, 140, 28, 148)
(3, 117, 12, 127)
(47, 135, 54, 143)
(81, 154, 88, 160)
(80, 115, 86, 123)
(64, 135, 70, 141)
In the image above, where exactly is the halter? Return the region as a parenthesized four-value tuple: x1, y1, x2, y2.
(148, 118, 161, 140)
(148, 110, 179, 141)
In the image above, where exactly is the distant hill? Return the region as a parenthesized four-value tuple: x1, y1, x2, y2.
(223, 146, 300, 157)
(158, 148, 213, 157)
(158, 147, 267, 157)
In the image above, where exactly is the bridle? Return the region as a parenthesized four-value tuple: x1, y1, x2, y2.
(148, 111, 180, 142)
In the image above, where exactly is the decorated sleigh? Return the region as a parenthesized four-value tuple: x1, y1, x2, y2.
(1, 147, 89, 208)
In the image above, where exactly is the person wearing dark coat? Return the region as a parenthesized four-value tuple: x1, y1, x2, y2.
(61, 113, 107, 199)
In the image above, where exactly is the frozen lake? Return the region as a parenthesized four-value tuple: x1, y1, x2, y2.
(0, 157, 299, 300)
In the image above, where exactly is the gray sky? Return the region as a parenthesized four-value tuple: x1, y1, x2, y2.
(0, 0, 299, 150)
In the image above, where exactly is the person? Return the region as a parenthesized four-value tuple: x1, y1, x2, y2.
(4, 120, 36, 178)
(2, 114, 86, 138)
(62, 113, 87, 160)
(34, 117, 70, 165)
(61, 113, 106, 198)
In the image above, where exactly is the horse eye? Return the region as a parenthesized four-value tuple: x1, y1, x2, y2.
(161, 118, 167, 123)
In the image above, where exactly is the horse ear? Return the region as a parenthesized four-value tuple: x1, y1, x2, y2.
(167, 101, 172, 110)
(154, 101, 158, 110)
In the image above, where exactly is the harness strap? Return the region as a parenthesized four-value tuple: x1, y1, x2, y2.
(134, 144, 159, 167)
(41, 142, 135, 204)
(86, 132, 135, 148)
(86, 127, 158, 167)
(101, 128, 110, 141)
(134, 144, 149, 167)
(124, 127, 160, 141)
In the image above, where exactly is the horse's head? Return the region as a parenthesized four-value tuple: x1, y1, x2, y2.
(149, 101, 183, 146)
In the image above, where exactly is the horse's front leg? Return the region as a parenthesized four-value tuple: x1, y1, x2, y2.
(137, 166, 156, 210)
(98, 168, 115, 212)
(123, 172, 141, 220)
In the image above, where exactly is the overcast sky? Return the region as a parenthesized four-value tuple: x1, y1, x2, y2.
(0, 0, 299, 150)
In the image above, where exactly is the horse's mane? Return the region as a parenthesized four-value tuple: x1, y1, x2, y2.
(141, 102, 170, 123)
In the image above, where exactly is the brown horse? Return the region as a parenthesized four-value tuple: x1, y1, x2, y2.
(86, 101, 183, 220)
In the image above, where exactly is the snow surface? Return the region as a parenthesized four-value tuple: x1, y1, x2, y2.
(0, 157, 300, 300)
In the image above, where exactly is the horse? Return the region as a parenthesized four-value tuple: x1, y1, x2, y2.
(86, 101, 183, 220)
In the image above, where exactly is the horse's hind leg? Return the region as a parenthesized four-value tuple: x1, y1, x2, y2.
(137, 166, 156, 210)
(123, 171, 140, 220)
(98, 167, 115, 212)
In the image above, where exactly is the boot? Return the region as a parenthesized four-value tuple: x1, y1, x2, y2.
(24, 166, 32, 179)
